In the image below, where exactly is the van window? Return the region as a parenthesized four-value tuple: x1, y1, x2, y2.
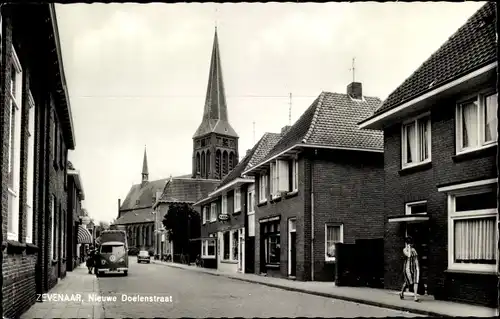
(101, 245, 125, 255)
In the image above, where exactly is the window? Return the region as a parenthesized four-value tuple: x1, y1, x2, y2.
(447, 183, 498, 272)
(290, 159, 298, 192)
(221, 195, 227, 215)
(223, 231, 230, 260)
(202, 206, 208, 224)
(405, 201, 427, 215)
(247, 185, 255, 214)
(210, 203, 217, 222)
(232, 230, 239, 260)
(100, 244, 125, 255)
(270, 162, 277, 198)
(259, 174, 268, 203)
(7, 46, 23, 241)
(402, 114, 431, 168)
(248, 214, 255, 237)
(51, 195, 56, 259)
(325, 224, 343, 261)
(271, 159, 298, 197)
(25, 92, 35, 243)
(234, 188, 241, 212)
(456, 92, 498, 154)
(263, 221, 280, 265)
(201, 238, 216, 258)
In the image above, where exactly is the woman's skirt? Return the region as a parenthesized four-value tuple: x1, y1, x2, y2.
(403, 258, 419, 285)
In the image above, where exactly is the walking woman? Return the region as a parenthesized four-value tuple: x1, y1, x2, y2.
(400, 236, 420, 302)
(86, 246, 96, 274)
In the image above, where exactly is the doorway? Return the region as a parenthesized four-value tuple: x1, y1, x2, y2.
(238, 229, 245, 272)
(406, 222, 429, 295)
(288, 219, 296, 277)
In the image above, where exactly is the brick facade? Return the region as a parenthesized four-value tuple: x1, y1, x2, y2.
(1, 5, 76, 317)
(254, 148, 385, 281)
(382, 80, 497, 307)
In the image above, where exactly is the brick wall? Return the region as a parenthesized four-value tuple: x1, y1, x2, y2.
(382, 82, 497, 307)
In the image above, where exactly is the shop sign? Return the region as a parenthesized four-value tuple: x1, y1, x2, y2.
(218, 214, 229, 221)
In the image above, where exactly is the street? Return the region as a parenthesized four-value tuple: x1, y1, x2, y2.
(97, 257, 418, 318)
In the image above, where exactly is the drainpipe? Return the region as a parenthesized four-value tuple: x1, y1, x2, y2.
(310, 150, 316, 281)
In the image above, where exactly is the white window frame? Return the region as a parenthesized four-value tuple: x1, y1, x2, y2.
(247, 214, 255, 237)
(25, 92, 35, 243)
(325, 224, 344, 262)
(202, 206, 207, 224)
(221, 194, 227, 215)
(446, 182, 498, 273)
(270, 162, 278, 199)
(405, 200, 427, 215)
(234, 188, 241, 213)
(259, 174, 267, 203)
(401, 112, 431, 169)
(210, 202, 217, 222)
(51, 195, 55, 260)
(292, 159, 298, 192)
(247, 184, 255, 214)
(201, 238, 216, 259)
(7, 45, 23, 241)
(455, 91, 498, 155)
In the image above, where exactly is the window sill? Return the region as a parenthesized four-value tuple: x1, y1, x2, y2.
(270, 196, 282, 203)
(5, 240, 27, 255)
(202, 256, 216, 259)
(445, 268, 496, 276)
(453, 143, 497, 162)
(285, 191, 299, 199)
(232, 210, 241, 216)
(209, 220, 217, 223)
(399, 161, 432, 176)
(265, 264, 280, 269)
(257, 201, 267, 207)
(221, 260, 238, 264)
(325, 258, 336, 264)
(26, 243, 39, 255)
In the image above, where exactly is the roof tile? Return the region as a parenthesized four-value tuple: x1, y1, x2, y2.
(375, 2, 497, 115)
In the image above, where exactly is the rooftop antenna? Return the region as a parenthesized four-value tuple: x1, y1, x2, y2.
(349, 57, 356, 83)
(288, 93, 292, 126)
(253, 121, 256, 144)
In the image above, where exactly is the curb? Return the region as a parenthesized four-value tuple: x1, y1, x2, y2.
(152, 261, 447, 317)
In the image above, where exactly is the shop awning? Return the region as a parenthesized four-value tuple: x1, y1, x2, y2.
(77, 225, 93, 244)
(388, 215, 430, 223)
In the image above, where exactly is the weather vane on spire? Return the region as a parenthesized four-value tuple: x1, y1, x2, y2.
(349, 57, 356, 83)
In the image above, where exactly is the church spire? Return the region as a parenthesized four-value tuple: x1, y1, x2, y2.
(193, 27, 238, 139)
(142, 145, 149, 185)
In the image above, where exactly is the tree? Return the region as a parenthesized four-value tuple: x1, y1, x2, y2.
(162, 203, 201, 256)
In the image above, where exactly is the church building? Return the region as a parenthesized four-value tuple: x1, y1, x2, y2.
(115, 28, 239, 259)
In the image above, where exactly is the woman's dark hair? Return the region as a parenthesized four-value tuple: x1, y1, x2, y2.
(405, 236, 413, 244)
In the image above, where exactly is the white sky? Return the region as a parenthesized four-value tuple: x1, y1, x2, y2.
(55, 2, 486, 223)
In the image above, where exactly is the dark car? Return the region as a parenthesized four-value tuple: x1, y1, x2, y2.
(137, 250, 151, 263)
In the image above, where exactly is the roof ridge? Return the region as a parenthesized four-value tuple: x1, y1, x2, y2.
(301, 92, 326, 144)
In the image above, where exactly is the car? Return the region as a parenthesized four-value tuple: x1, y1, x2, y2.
(137, 250, 151, 263)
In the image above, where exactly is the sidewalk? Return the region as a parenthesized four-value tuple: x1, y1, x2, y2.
(152, 260, 498, 318)
(20, 264, 104, 319)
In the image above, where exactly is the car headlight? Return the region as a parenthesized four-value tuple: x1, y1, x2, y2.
(101, 260, 106, 265)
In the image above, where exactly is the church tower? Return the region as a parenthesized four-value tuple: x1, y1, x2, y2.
(141, 146, 149, 187)
(192, 28, 239, 180)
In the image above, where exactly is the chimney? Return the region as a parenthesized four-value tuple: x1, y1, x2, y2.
(281, 125, 291, 135)
(347, 82, 362, 100)
(118, 199, 121, 218)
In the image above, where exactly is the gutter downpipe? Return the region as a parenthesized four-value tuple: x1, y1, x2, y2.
(311, 149, 316, 281)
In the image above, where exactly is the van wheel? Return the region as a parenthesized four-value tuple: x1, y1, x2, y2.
(124, 271, 128, 276)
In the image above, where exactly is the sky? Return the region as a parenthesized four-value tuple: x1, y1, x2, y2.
(54, 1, 486, 224)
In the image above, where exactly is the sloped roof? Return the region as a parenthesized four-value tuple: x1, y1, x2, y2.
(259, 91, 383, 164)
(374, 2, 496, 115)
(114, 207, 156, 225)
(119, 178, 169, 212)
(157, 177, 220, 205)
(215, 132, 282, 190)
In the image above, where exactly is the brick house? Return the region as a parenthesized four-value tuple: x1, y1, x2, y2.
(66, 161, 87, 271)
(358, 2, 497, 307)
(1, 4, 76, 317)
(193, 132, 281, 273)
(242, 83, 385, 281)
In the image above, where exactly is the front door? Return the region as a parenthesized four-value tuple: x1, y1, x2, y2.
(406, 222, 429, 295)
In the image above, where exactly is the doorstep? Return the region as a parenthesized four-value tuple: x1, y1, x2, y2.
(152, 260, 497, 317)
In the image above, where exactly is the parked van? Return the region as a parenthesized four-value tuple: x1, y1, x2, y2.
(96, 230, 128, 276)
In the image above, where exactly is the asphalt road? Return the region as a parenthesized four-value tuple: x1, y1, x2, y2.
(97, 257, 418, 318)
